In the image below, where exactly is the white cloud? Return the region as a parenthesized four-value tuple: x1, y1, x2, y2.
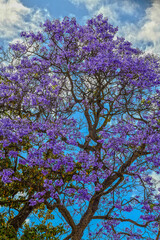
(118, 0, 160, 55)
(96, 0, 139, 21)
(0, 0, 50, 40)
(151, 172, 160, 188)
(70, 0, 139, 14)
(14, 191, 27, 199)
(25, 218, 30, 224)
(70, 0, 139, 23)
(137, 0, 160, 54)
(120, 0, 139, 15)
(95, 4, 118, 24)
(69, 0, 101, 11)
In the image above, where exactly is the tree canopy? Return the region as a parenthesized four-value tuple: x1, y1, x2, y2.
(0, 15, 160, 240)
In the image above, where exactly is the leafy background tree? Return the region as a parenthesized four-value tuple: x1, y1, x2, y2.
(0, 15, 160, 239)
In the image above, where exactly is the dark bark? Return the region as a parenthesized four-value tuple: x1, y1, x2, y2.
(8, 202, 37, 232)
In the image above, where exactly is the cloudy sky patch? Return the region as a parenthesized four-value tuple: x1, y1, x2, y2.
(137, 1, 160, 53)
(69, 0, 160, 54)
(0, 0, 50, 39)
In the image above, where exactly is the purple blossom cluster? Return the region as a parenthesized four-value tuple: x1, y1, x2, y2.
(0, 14, 160, 239)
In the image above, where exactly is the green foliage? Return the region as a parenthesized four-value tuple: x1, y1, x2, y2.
(20, 223, 65, 240)
(0, 215, 65, 240)
(0, 216, 18, 240)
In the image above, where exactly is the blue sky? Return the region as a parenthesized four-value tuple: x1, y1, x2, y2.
(0, 0, 160, 55)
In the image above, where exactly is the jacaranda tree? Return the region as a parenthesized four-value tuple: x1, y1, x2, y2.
(0, 15, 160, 239)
